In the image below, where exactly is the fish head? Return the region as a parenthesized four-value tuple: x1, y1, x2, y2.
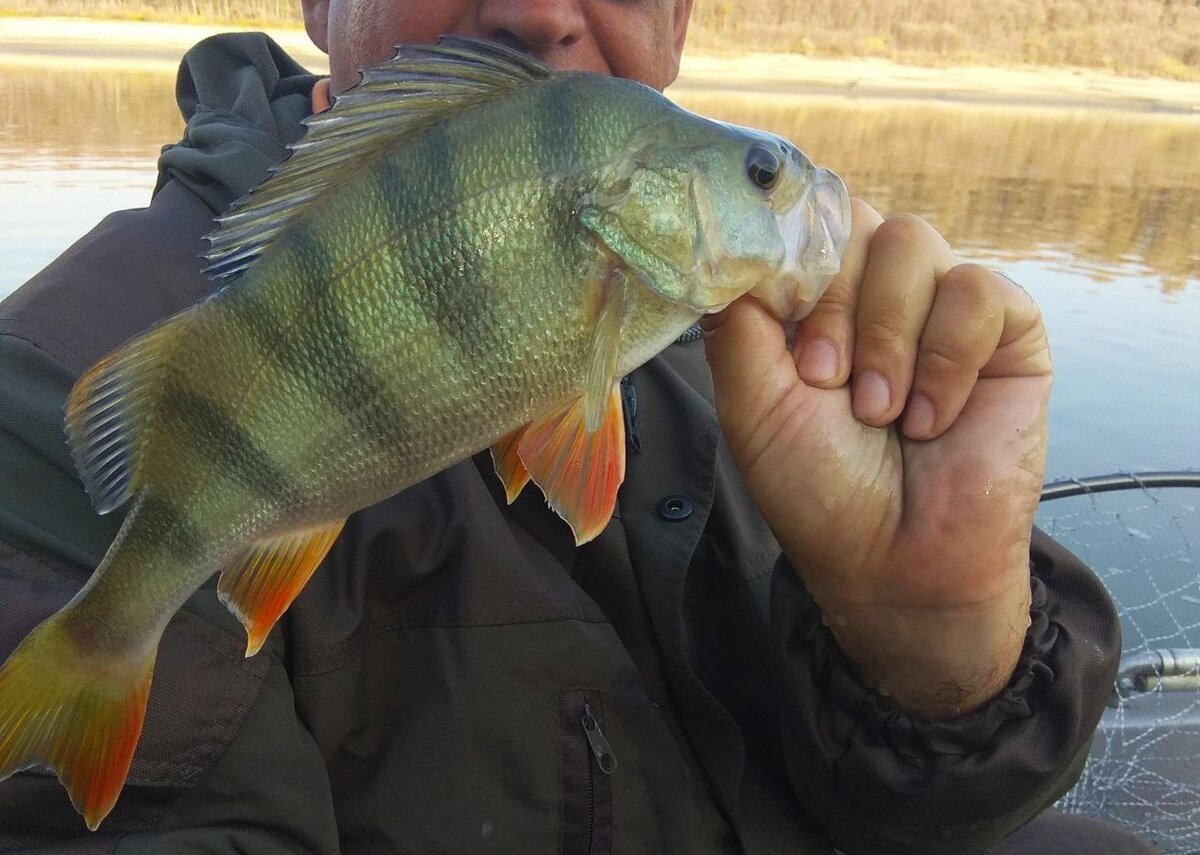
(739, 130, 853, 323)
(581, 113, 851, 320)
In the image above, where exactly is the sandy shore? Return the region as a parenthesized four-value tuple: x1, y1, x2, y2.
(3, 16, 1199, 115)
(0, 16, 329, 69)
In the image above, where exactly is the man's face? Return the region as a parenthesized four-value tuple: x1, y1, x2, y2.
(301, 0, 694, 94)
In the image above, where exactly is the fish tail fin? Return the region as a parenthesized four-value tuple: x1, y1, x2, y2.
(0, 611, 156, 830)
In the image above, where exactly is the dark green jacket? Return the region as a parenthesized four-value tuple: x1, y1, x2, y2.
(0, 34, 1120, 855)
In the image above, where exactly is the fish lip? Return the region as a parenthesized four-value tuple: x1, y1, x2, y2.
(751, 167, 852, 323)
(784, 166, 852, 281)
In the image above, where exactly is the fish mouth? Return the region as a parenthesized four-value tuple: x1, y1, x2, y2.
(750, 166, 852, 323)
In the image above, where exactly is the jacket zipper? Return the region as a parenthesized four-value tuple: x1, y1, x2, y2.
(581, 702, 617, 775)
(580, 706, 619, 850)
(560, 691, 616, 855)
(581, 702, 616, 852)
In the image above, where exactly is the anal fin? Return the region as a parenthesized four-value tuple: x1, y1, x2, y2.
(218, 520, 346, 656)
(517, 386, 625, 546)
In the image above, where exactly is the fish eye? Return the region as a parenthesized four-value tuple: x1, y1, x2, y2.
(746, 144, 781, 192)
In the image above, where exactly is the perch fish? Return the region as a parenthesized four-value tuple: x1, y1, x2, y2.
(0, 36, 850, 829)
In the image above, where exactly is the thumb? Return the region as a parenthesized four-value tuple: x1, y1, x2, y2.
(701, 296, 800, 442)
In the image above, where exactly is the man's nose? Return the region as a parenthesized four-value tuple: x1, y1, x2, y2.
(476, 0, 587, 56)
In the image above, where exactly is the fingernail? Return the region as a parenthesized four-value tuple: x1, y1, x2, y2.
(853, 371, 890, 421)
(903, 393, 935, 438)
(798, 339, 838, 383)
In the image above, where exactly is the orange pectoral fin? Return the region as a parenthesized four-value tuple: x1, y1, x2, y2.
(491, 427, 532, 504)
(517, 385, 625, 546)
(218, 520, 346, 657)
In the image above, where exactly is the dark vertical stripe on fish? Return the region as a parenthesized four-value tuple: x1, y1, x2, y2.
(539, 81, 577, 178)
(160, 386, 303, 509)
(137, 492, 204, 561)
(239, 226, 403, 450)
(538, 82, 584, 259)
(404, 123, 498, 360)
(417, 123, 457, 221)
(373, 153, 412, 235)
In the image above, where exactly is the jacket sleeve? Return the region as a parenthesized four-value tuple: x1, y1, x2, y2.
(772, 528, 1121, 854)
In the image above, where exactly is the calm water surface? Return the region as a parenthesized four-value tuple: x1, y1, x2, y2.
(1, 66, 1197, 481)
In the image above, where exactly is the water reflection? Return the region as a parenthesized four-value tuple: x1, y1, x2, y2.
(0, 66, 181, 158)
(673, 93, 1200, 293)
(4, 67, 1196, 295)
(0, 67, 180, 296)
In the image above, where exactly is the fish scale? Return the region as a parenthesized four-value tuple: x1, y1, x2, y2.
(0, 36, 851, 830)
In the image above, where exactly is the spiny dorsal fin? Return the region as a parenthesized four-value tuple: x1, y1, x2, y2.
(65, 310, 194, 514)
(204, 36, 552, 281)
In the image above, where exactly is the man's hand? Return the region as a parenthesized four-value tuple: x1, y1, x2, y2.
(702, 199, 1052, 718)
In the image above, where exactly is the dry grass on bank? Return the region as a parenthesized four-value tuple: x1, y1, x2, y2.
(688, 0, 1200, 80)
(3, 0, 1199, 80)
(0, 0, 299, 27)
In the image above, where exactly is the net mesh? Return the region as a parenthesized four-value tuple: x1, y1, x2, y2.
(1040, 476, 1200, 853)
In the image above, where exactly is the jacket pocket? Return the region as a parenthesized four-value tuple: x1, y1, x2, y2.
(559, 689, 616, 855)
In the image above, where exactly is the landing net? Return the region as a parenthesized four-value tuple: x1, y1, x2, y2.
(1043, 472, 1200, 853)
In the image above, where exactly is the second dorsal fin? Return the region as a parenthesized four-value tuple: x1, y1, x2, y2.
(204, 36, 552, 281)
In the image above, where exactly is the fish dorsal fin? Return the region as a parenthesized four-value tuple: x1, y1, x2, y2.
(204, 36, 553, 281)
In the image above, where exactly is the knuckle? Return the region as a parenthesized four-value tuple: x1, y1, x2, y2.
(940, 265, 1048, 332)
(918, 339, 974, 380)
(810, 277, 856, 318)
(856, 318, 909, 355)
(939, 263, 995, 299)
(872, 213, 933, 251)
(1017, 282, 1046, 325)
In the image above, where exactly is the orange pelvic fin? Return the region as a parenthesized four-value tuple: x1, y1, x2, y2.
(491, 427, 532, 504)
(517, 385, 625, 546)
(0, 611, 156, 831)
(218, 520, 346, 656)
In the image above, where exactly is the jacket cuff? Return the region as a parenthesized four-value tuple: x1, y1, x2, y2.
(773, 528, 1121, 853)
(811, 572, 1054, 758)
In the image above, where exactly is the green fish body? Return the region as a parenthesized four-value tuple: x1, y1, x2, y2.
(0, 37, 850, 829)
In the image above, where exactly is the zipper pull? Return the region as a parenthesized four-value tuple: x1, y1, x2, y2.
(581, 702, 618, 775)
